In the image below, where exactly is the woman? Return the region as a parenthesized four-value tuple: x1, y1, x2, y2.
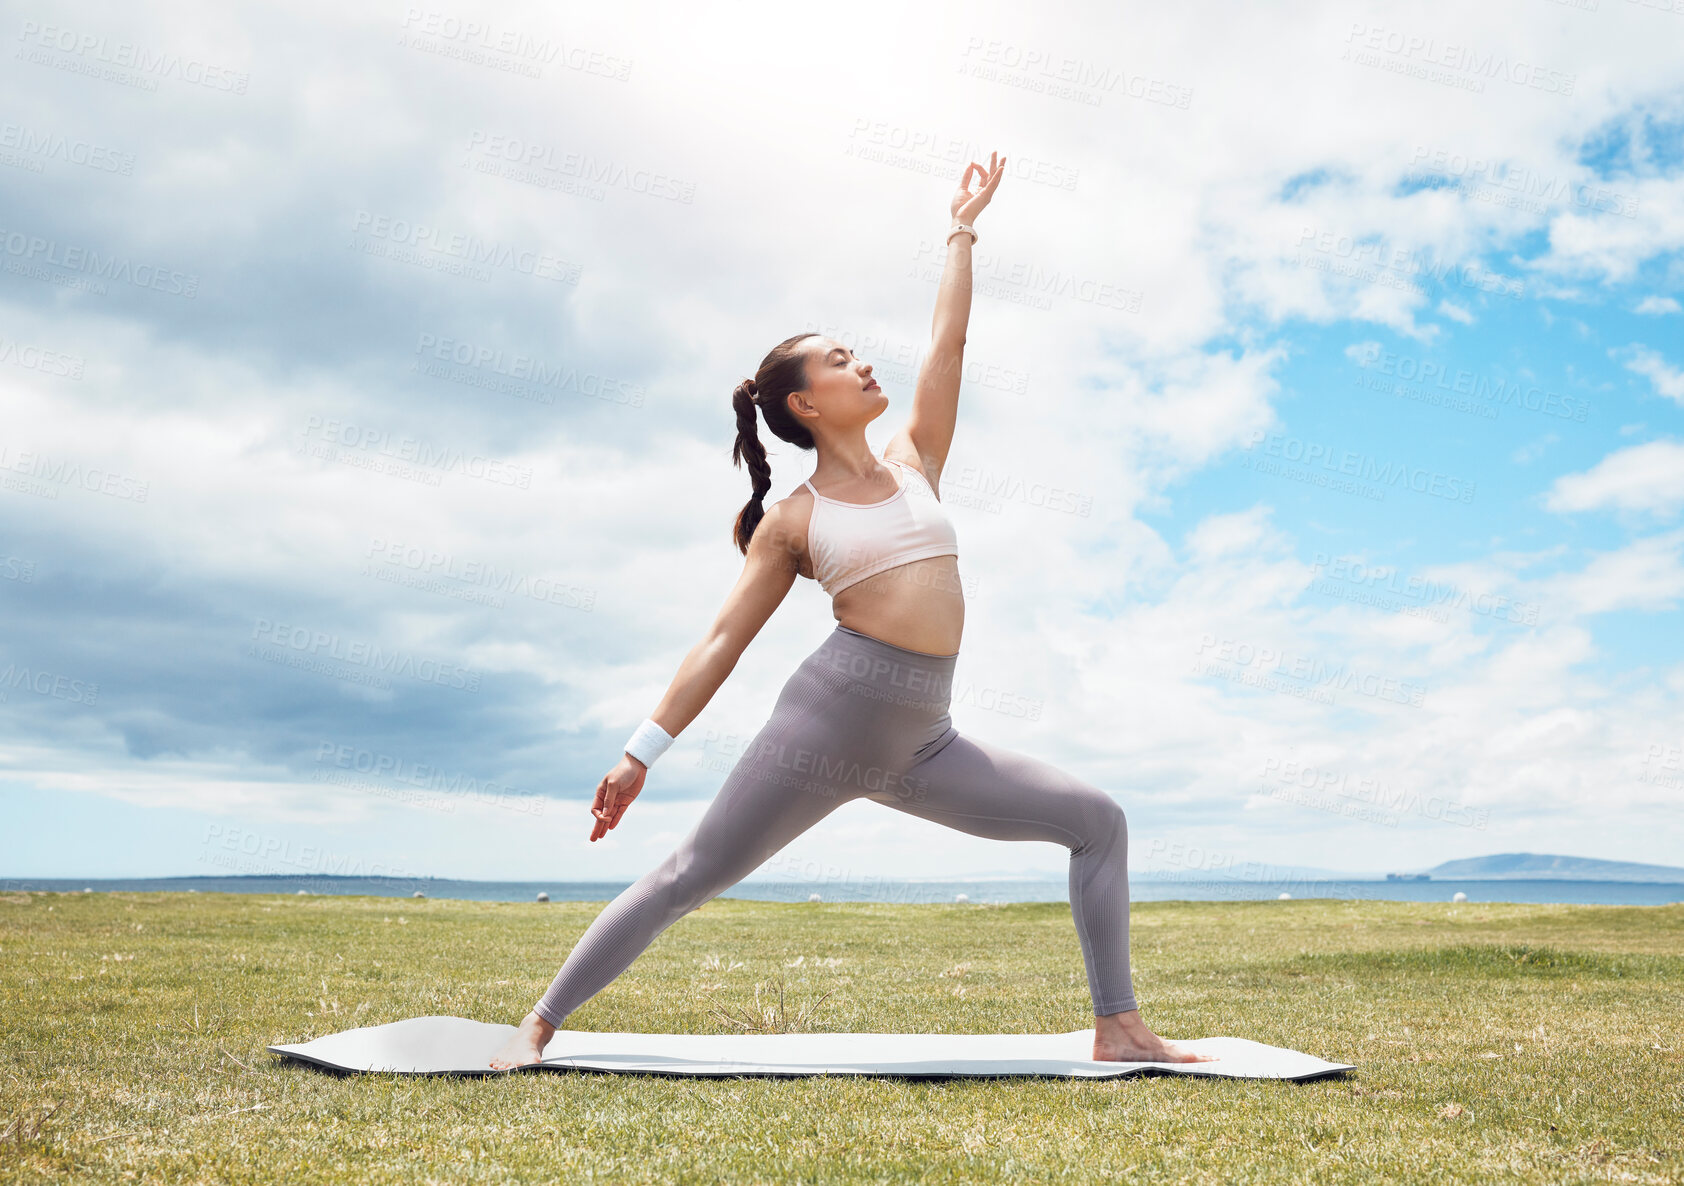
(491, 152, 1215, 1070)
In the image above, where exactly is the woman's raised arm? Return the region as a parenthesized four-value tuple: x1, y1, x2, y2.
(888, 151, 1006, 488)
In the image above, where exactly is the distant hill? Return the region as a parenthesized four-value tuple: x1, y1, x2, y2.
(1424, 853, 1684, 882)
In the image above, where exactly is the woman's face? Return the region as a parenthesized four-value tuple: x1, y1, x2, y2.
(793, 336, 885, 427)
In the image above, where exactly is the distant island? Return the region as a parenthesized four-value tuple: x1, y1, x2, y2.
(1413, 853, 1684, 883)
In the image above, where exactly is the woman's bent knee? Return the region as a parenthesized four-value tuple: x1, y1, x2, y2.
(1071, 784, 1127, 855)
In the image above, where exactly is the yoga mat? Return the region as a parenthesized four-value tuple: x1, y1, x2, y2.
(268, 1016, 1355, 1081)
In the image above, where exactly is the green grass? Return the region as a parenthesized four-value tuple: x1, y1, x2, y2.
(2, 891, 1681, 1184)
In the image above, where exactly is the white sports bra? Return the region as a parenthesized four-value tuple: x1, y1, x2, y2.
(804, 456, 959, 596)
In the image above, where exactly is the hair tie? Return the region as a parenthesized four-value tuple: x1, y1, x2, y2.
(744, 378, 759, 400)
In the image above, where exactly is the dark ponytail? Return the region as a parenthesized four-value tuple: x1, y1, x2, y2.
(731, 332, 820, 554)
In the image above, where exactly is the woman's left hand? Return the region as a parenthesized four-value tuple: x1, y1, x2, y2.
(950, 150, 1006, 225)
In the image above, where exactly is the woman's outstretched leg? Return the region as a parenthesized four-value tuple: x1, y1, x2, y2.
(489, 726, 854, 1068)
(875, 730, 1215, 1064)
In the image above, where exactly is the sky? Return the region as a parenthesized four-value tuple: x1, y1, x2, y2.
(1, 0, 1681, 886)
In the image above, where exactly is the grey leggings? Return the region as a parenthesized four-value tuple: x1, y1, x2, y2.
(533, 624, 1137, 1026)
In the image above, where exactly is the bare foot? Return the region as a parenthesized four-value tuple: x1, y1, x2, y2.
(488, 1011, 557, 1070)
(1092, 1008, 1221, 1064)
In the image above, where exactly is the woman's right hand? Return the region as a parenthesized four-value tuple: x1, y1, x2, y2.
(589, 756, 647, 841)
(951, 150, 1006, 226)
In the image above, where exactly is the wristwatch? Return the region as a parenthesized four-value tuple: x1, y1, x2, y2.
(946, 222, 978, 245)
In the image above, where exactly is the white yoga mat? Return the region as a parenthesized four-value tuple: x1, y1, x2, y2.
(268, 1016, 1355, 1082)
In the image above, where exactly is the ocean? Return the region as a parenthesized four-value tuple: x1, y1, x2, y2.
(5, 876, 1681, 906)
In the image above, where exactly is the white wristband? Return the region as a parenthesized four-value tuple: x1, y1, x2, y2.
(624, 717, 675, 768)
(947, 222, 977, 245)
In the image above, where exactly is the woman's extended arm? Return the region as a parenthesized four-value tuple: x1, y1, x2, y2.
(588, 502, 803, 840)
(887, 151, 1006, 489)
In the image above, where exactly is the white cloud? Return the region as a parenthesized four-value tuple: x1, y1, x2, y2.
(1527, 175, 1684, 285)
(1513, 433, 1559, 465)
(1546, 439, 1684, 516)
(1185, 506, 1292, 563)
(1543, 529, 1684, 615)
(1438, 300, 1476, 325)
(1613, 343, 1684, 406)
(1344, 340, 1384, 366)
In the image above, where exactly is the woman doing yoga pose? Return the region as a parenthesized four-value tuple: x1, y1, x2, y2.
(490, 152, 1215, 1070)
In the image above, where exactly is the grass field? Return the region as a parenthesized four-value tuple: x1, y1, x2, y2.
(2, 890, 1680, 1184)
